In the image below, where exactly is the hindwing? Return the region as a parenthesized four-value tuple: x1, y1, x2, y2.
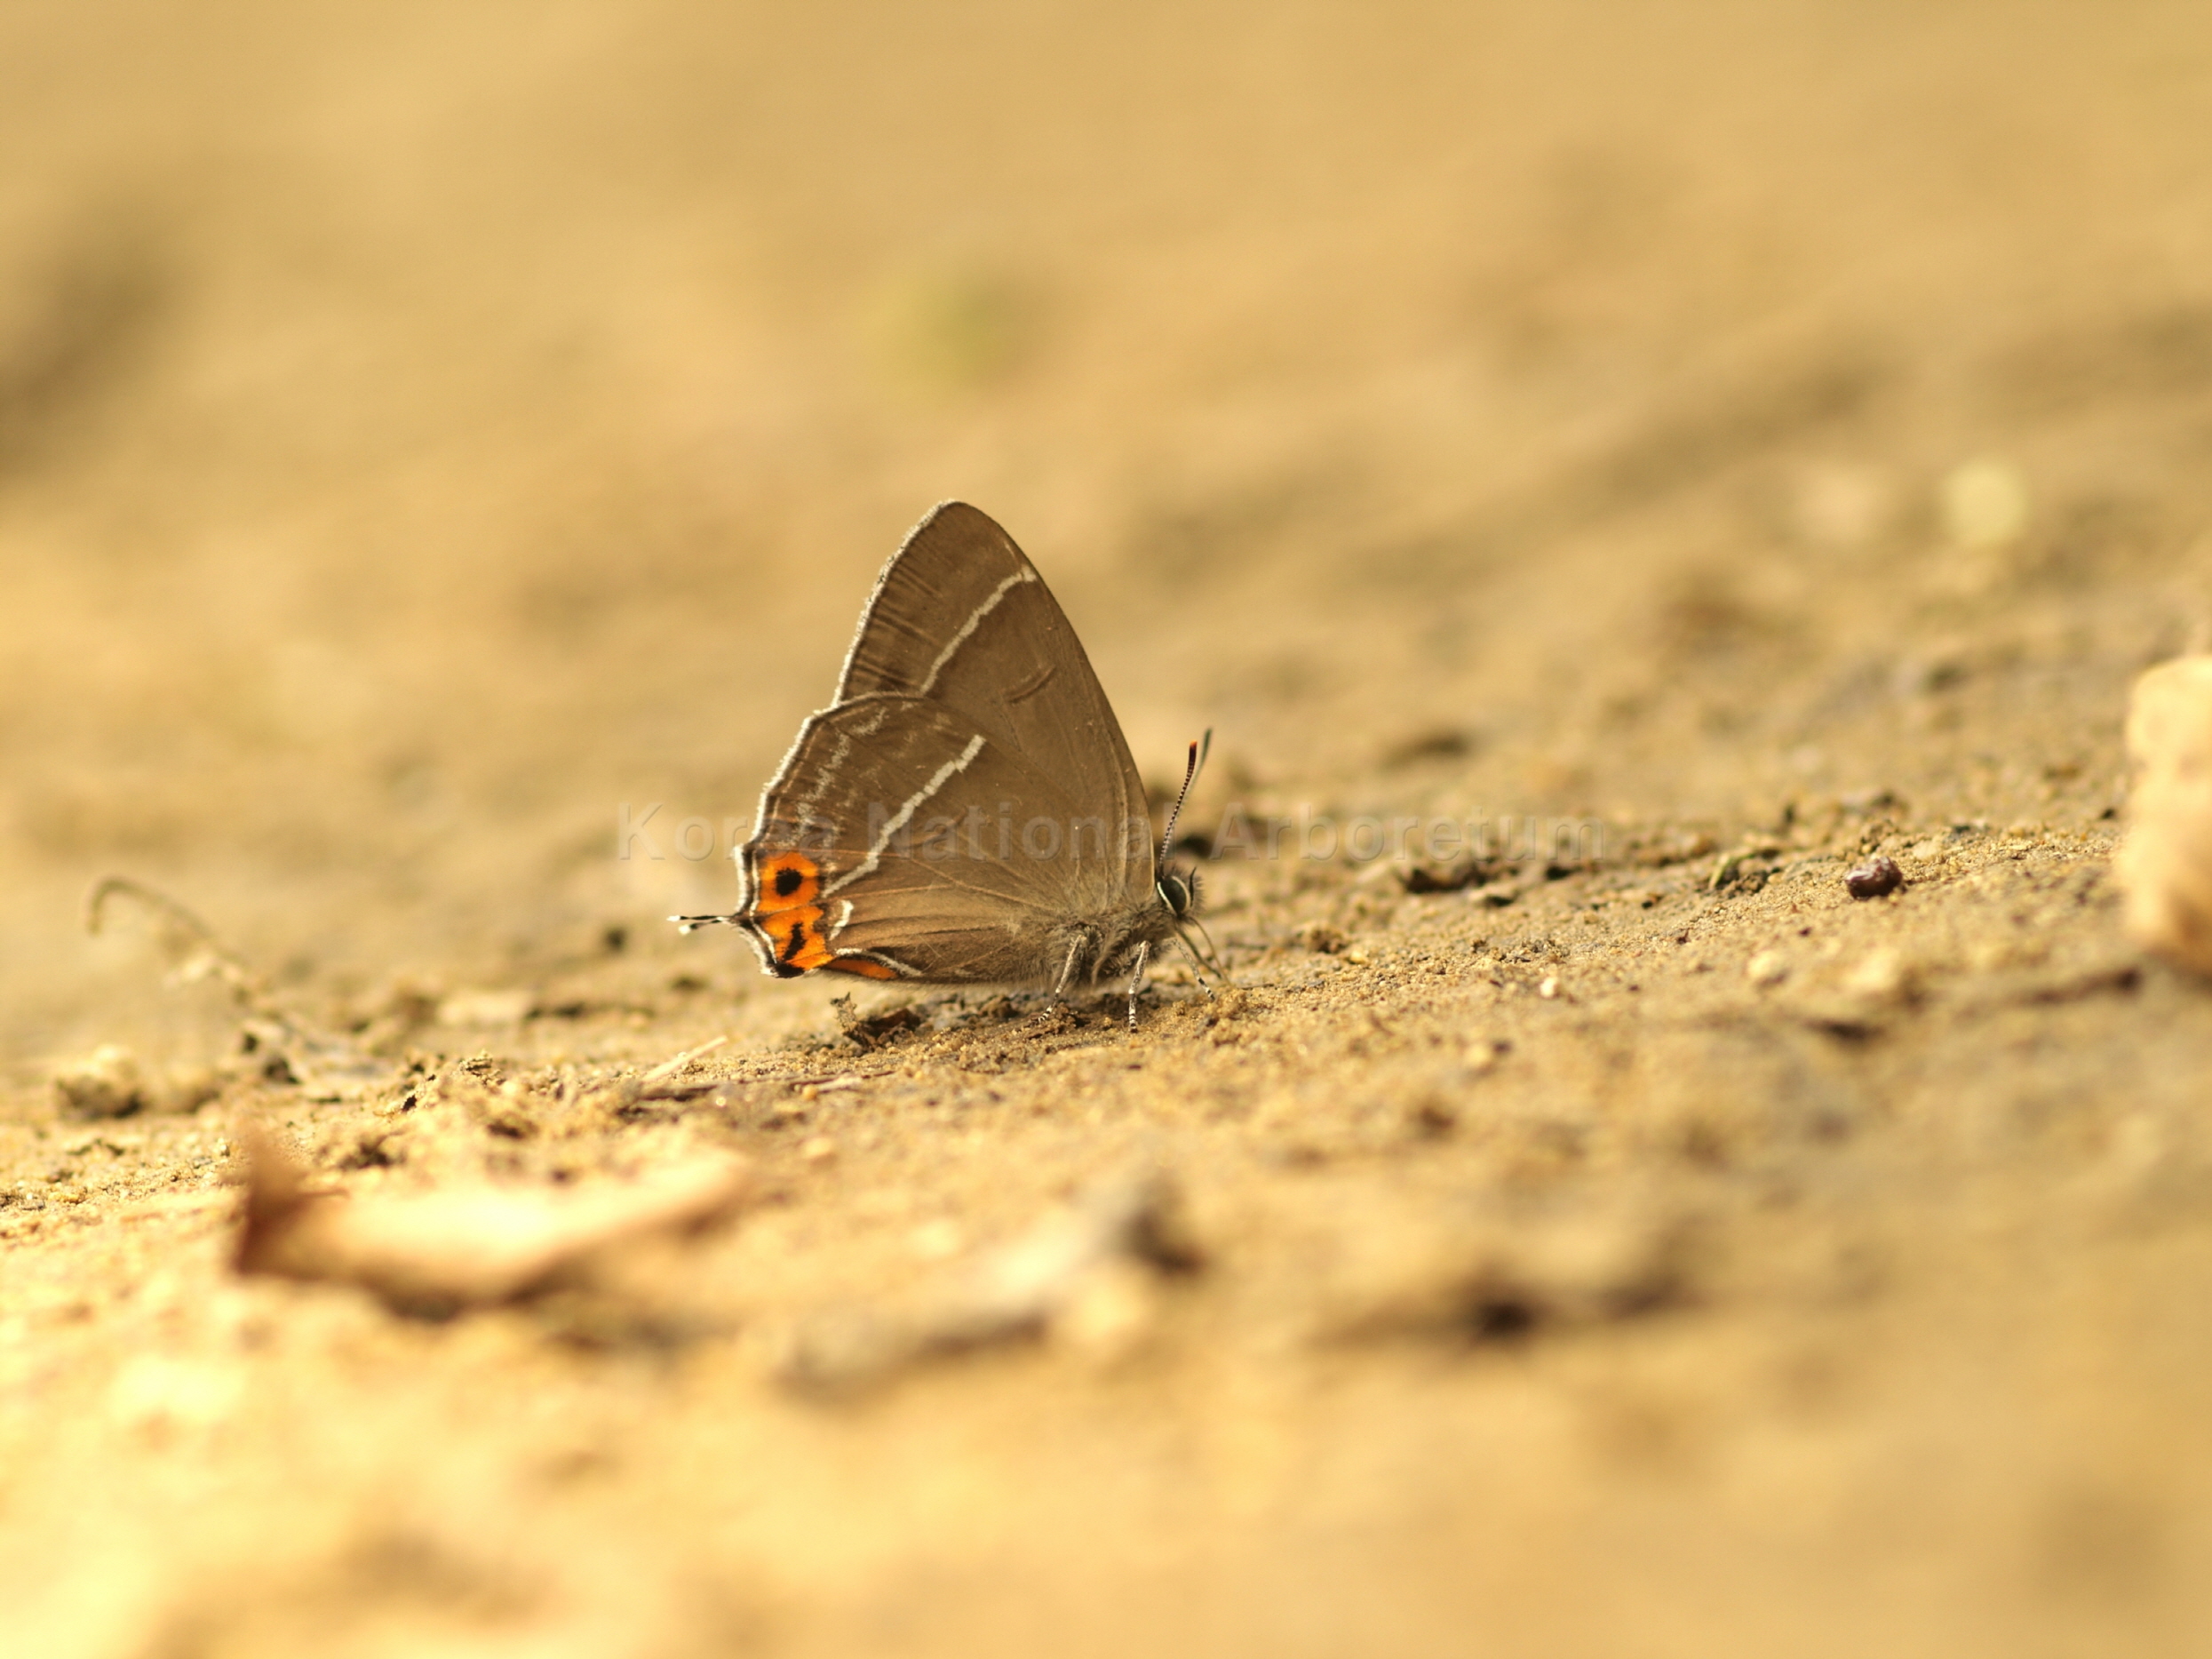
(738, 695, 1152, 984)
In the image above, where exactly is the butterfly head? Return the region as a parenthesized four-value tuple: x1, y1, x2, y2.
(1154, 730, 1213, 925)
(1157, 865, 1201, 921)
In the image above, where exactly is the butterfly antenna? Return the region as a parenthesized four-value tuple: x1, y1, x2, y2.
(1158, 729, 1212, 865)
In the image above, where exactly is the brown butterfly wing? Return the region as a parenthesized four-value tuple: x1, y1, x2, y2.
(833, 502, 1156, 903)
(739, 695, 1151, 984)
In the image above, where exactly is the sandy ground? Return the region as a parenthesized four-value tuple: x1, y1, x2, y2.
(5, 3, 2212, 1654)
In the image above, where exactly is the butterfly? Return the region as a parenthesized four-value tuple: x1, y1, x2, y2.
(677, 501, 1217, 1027)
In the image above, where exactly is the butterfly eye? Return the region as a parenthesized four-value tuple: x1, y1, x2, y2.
(1158, 873, 1190, 916)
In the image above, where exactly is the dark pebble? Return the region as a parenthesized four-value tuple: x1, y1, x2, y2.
(1844, 855, 1904, 899)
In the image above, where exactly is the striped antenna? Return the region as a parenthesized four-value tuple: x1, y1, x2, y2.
(1158, 730, 1212, 865)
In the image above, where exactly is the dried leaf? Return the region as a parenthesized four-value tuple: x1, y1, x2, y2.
(235, 1127, 752, 1318)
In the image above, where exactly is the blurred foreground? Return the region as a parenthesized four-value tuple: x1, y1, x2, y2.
(4, 4, 2212, 1654)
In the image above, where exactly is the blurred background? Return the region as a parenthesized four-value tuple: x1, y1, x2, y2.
(8, 8, 2212, 1656)
(4, 0, 2211, 1053)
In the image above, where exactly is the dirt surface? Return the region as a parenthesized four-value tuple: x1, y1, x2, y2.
(6, 4, 2212, 1654)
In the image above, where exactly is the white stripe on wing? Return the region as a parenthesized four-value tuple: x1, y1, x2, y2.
(822, 734, 989, 896)
(917, 569, 1037, 696)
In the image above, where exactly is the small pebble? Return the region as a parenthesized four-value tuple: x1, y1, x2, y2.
(1407, 1095, 1460, 1138)
(52, 1045, 148, 1121)
(1843, 947, 1915, 1004)
(1844, 855, 1905, 899)
(2115, 657, 2212, 974)
(1746, 950, 1789, 987)
(1940, 458, 2029, 550)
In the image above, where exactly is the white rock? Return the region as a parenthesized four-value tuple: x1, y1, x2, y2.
(2115, 656, 2212, 974)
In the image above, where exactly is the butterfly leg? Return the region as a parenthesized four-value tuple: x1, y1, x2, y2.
(1125, 940, 1151, 1032)
(1052, 937, 1082, 1001)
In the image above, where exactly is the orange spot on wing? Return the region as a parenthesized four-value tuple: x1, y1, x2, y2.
(751, 851, 823, 915)
(757, 903, 831, 971)
(824, 955, 897, 980)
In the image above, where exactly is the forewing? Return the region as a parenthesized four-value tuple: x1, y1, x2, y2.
(835, 502, 1154, 897)
(741, 695, 1147, 984)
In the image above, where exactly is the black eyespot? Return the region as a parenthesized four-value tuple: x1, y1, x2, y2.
(773, 865, 804, 897)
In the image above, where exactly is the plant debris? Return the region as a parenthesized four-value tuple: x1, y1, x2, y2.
(780, 1169, 1203, 1393)
(234, 1126, 753, 1319)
